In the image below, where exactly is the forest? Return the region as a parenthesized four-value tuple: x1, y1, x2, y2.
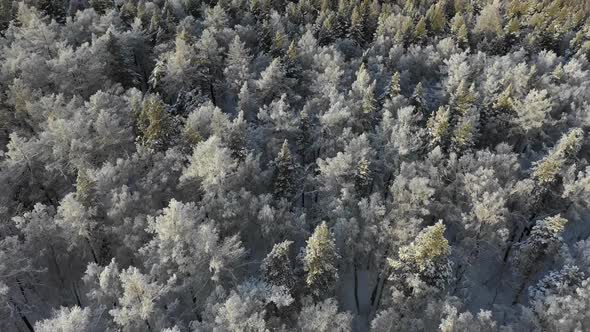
(0, 0, 590, 331)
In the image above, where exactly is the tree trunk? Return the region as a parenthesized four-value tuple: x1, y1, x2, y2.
(354, 264, 360, 314)
(85, 237, 99, 264)
(20, 313, 34, 332)
(72, 281, 82, 307)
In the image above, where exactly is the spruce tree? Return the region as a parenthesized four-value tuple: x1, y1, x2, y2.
(388, 221, 452, 293)
(389, 71, 401, 98)
(89, 0, 113, 15)
(273, 140, 296, 199)
(261, 240, 296, 291)
(349, 5, 365, 45)
(303, 221, 339, 299)
(136, 95, 172, 150)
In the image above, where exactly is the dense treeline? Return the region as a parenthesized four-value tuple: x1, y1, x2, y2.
(0, 0, 589, 331)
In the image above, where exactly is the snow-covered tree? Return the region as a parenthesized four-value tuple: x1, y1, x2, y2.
(35, 306, 92, 332)
(303, 221, 339, 299)
(297, 297, 352, 332)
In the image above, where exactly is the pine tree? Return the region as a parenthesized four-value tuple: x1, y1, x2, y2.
(388, 221, 452, 292)
(297, 106, 311, 161)
(411, 82, 425, 110)
(35, 306, 91, 332)
(533, 128, 584, 186)
(0, 0, 12, 32)
(474, 1, 502, 38)
(352, 63, 377, 132)
(273, 140, 296, 199)
(75, 168, 96, 207)
(354, 157, 371, 196)
(256, 58, 288, 106)
(414, 16, 427, 43)
(450, 110, 479, 153)
(450, 80, 476, 116)
(427, 106, 451, 148)
(527, 265, 590, 331)
(38, 0, 66, 24)
(513, 215, 569, 303)
(358, 0, 375, 44)
(120, 0, 137, 23)
(303, 221, 339, 299)
(335, 0, 351, 38)
(389, 71, 401, 98)
(297, 298, 353, 332)
(426, 2, 446, 34)
(104, 31, 136, 88)
(224, 35, 252, 95)
(318, 12, 336, 45)
(285, 41, 302, 81)
(494, 84, 514, 111)
(136, 95, 172, 150)
(349, 5, 365, 45)
(110, 267, 172, 331)
(451, 13, 469, 47)
(89, 0, 113, 15)
(261, 240, 296, 291)
(271, 31, 287, 58)
(515, 89, 552, 136)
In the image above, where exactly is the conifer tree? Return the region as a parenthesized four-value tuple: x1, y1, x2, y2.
(89, 0, 113, 15)
(513, 215, 569, 303)
(303, 221, 339, 299)
(451, 13, 469, 47)
(75, 168, 96, 208)
(224, 36, 252, 96)
(354, 157, 372, 196)
(261, 240, 296, 291)
(427, 106, 451, 148)
(533, 128, 584, 186)
(35, 306, 91, 332)
(388, 221, 452, 292)
(351, 63, 377, 132)
(256, 58, 288, 106)
(271, 31, 287, 58)
(411, 82, 426, 110)
(349, 5, 366, 45)
(120, 0, 137, 23)
(297, 107, 312, 161)
(389, 71, 401, 98)
(0, 0, 12, 32)
(426, 2, 446, 34)
(414, 16, 428, 43)
(335, 0, 351, 38)
(273, 140, 297, 199)
(38, 0, 66, 24)
(136, 95, 172, 150)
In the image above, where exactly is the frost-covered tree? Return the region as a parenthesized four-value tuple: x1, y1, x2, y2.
(0, 0, 590, 330)
(136, 94, 172, 150)
(303, 221, 339, 299)
(297, 297, 353, 332)
(513, 215, 569, 303)
(261, 240, 296, 291)
(533, 128, 584, 186)
(523, 265, 590, 332)
(109, 266, 173, 331)
(141, 199, 245, 289)
(388, 221, 453, 294)
(439, 305, 498, 332)
(272, 140, 297, 199)
(181, 136, 238, 192)
(224, 35, 252, 96)
(255, 58, 289, 106)
(34, 306, 92, 332)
